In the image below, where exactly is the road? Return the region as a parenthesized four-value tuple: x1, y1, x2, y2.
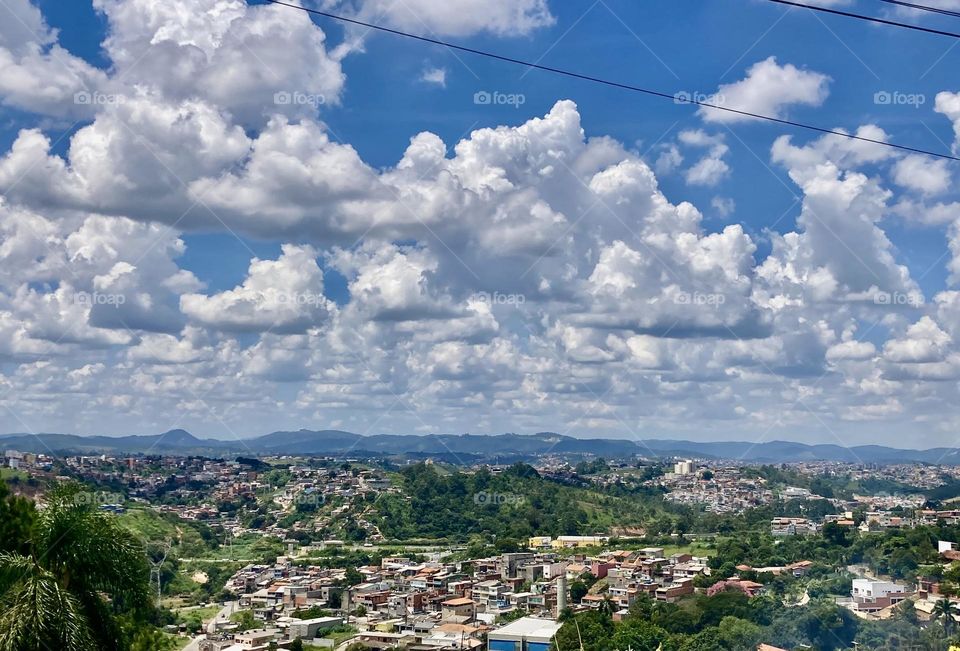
(175, 602, 237, 651)
(180, 636, 202, 651)
(208, 601, 237, 635)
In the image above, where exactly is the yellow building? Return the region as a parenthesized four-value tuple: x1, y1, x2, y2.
(550, 535, 608, 549)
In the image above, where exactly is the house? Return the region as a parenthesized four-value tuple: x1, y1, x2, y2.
(786, 561, 813, 578)
(473, 581, 509, 610)
(707, 579, 764, 598)
(590, 561, 614, 579)
(850, 579, 913, 612)
(655, 579, 694, 602)
(4, 450, 23, 469)
(287, 616, 343, 640)
(442, 597, 477, 622)
(770, 517, 818, 536)
(228, 629, 276, 651)
(781, 486, 812, 500)
(424, 623, 485, 650)
(919, 577, 944, 600)
(637, 547, 665, 560)
(353, 632, 418, 649)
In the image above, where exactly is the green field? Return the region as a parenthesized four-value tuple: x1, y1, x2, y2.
(0, 468, 27, 481)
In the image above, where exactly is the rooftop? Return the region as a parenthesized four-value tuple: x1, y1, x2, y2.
(489, 617, 562, 641)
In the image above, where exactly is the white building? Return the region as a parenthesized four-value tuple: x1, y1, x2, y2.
(673, 460, 694, 475)
(850, 579, 911, 612)
(781, 486, 812, 500)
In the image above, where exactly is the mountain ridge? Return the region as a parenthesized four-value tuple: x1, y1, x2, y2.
(1, 429, 959, 464)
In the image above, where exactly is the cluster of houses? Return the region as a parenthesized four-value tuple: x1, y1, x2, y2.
(837, 540, 960, 618)
(654, 466, 774, 514)
(769, 517, 820, 536)
(42, 453, 396, 542)
(3, 449, 50, 470)
(203, 615, 567, 651)
(771, 509, 920, 537)
(200, 544, 859, 650)
(203, 546, 722, 650)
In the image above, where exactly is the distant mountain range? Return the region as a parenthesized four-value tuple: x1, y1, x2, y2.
(1, 429, 959, 464)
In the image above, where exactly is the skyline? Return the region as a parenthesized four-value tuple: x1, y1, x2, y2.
(2, 0, 960, 446)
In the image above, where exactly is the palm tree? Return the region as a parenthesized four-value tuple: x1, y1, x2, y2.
(597, 594, 616, 619)
(0, 484, 149, 650)
(934, 597, 956, 634)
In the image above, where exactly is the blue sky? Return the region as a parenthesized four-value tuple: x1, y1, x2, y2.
(1, 0, 960, 448)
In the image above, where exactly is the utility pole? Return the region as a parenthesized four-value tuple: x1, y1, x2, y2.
(148, 541, 172, 602)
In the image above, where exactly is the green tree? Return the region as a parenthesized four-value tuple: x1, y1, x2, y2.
(717, 616, 762, 650)
(554, 611, 614, 651)
(0, 483, 149, 651)
(822, 521, 851, 547)
(681, 628, 724, 651)
(934, 597, 956, 634)
(230, 610, 257, 632)
(896, 598, 918, 624)
(611, 618, 669, 651)
(597, 595, 616, 619)
(0, 482, 35, 556)
(129, 626, 176, 651)
(344, 567, 363, 586)
(294, 605, 332, 619)
(570, 580, 589, 604)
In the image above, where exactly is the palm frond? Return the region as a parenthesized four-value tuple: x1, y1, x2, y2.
(35, 486, 149, 605)
(0, 556, 94, 651)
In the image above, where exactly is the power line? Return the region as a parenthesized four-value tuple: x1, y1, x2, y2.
(763, 0, 960, 38)
(261, 0, 960, 162)
(873, 0, 960, 19)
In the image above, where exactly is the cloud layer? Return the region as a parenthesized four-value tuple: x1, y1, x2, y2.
(0, 0, 959, 448)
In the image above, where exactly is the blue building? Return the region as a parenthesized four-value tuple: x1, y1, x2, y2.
(488, 617, 562, 651)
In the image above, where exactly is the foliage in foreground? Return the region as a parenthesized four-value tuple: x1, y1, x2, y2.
(0, 482, 166, 651)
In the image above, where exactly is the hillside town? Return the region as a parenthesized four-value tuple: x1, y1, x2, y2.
(188, 535, 960, 650)
(10, 446, 960, 650)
